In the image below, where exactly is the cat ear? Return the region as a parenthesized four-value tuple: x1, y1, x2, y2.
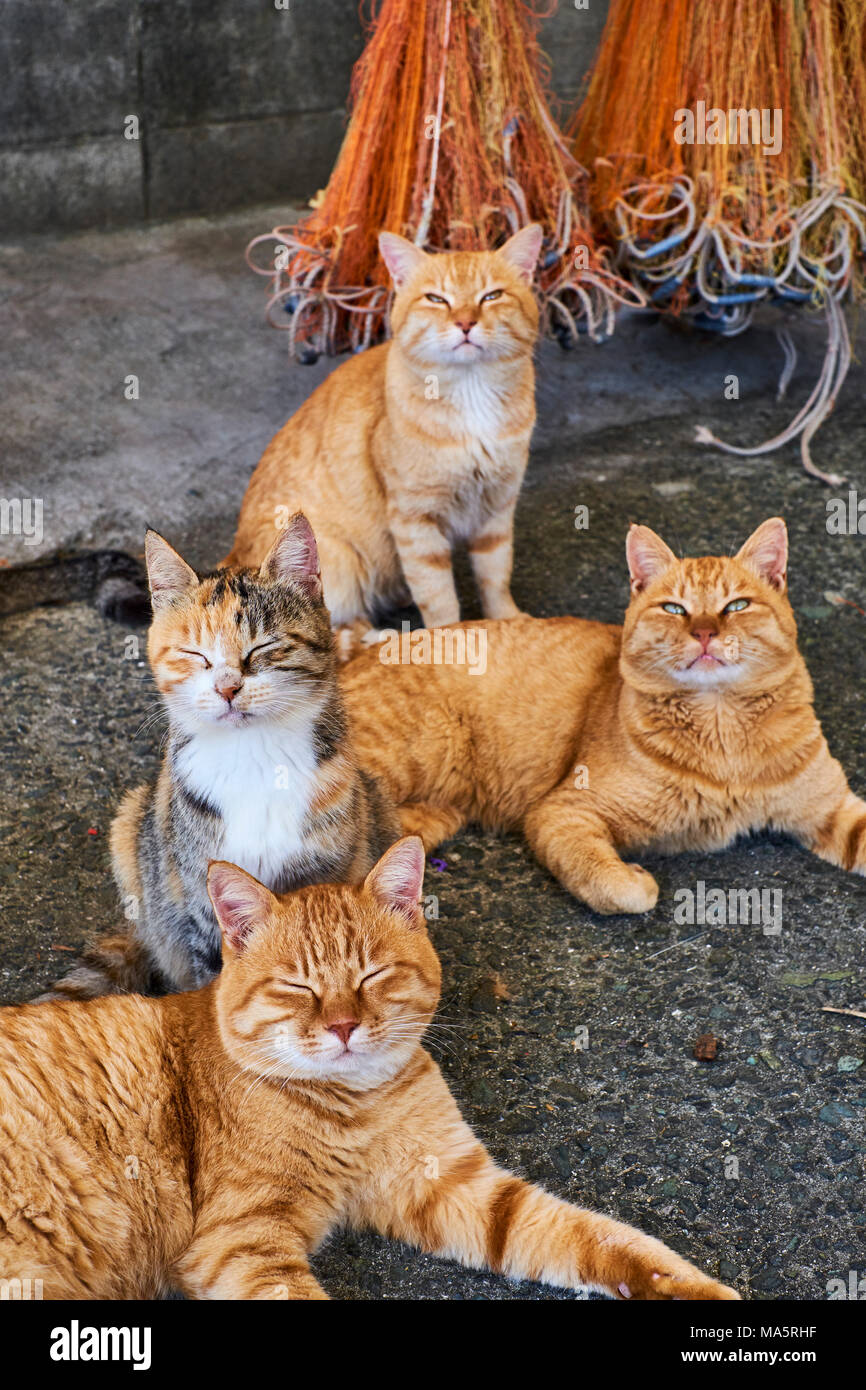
(207, 860, 277, 955)
(364, 836, 426, 925)
(260, 513, 323, 599)
(626, 524, 678, 593)
(145, 530, 199, 610)
(736, 517, 788, 591)
(497, 223, 544, 282)
(378, 232, 427, 289)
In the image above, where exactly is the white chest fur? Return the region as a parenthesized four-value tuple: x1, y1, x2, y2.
(175, 723, 319, 887)
(447, 368, 514, 441)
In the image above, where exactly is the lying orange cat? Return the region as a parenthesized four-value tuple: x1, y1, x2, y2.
(342, 518, 866, 913)
(224, 225, 542, 639)
(0, 839, 736, 1300)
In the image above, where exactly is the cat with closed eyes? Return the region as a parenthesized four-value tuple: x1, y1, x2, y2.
(341, 517, 866, 913)
(223, 224, 543, 642)
(0, 837, 738, 1301)
(43, 512, 397, 1001)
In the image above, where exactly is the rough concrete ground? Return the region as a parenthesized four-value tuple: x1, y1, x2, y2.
(1, 207, 865, 1300)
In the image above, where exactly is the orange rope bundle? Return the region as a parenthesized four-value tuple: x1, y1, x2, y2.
(570, 0, 866, 483)
(247, 0, 640, 361)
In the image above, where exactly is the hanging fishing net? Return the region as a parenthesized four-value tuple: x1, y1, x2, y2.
(570, 0, 866, 483)
(247, 0, 642, 363)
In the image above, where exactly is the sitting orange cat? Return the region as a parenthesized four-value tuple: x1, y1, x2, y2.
(224, 226, 543, 639)
(342, 518, 866, 913)
(0, 839, 736, 1300)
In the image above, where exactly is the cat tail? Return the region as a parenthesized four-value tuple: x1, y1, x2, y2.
(35, 928, 160, 1003)
(0, 548, 150, 624)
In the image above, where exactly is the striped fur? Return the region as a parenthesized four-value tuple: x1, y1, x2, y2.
(0, 842, 737, 1301)
(223, 227, 542, 636)
(44, 519, 398, 1000)
(341, 519, 866, 912)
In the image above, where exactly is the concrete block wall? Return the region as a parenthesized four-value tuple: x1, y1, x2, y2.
(0, 0, 609, 234)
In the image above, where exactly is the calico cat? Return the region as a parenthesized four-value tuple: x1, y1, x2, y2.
(341, 518, 866, 914)
(44, 513, 397, 1000)
(0, 838, 738, 1301)
(223, 224, 543, 638)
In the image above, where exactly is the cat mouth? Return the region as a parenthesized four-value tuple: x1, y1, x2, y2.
(215, 706, 252, 724)
(326, 1048, 364, 1070)
(687, 652, 725, 668)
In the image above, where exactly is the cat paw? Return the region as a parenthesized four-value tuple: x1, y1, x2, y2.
(333, 620, 377, 663)
(482, 600, 527, 621)
(589, 864, 659, 915)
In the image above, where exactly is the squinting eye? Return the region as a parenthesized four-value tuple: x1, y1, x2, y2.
(360, 967, 389, 988)
(245, 640, 278, 663)
(723, 598, 750, 613)
(661, 603, 687, 616)
(424, 292, 448, 305)
(278, 981, 315, 996)
(179, 649, 211, 668)
(480, 289, 503, 304)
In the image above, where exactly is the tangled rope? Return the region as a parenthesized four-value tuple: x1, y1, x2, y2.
(612, 176, 866, 485)
(571, 0, 866, 482)
(247, 0, 642, 362)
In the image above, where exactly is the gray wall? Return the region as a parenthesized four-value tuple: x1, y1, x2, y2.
(0, 0, 608, 234)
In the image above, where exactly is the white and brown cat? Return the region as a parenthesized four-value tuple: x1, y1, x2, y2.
(224, 225, 543, 640)
(43, 514, 398, 1001)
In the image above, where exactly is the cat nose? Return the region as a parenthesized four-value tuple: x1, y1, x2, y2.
(327, 1019, 359, 1047)
(691, 627, 717, 649)
(215, 672, 243, 701)
(455, 318, 477, 335)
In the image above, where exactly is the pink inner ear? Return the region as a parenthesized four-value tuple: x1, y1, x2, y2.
(266, 515, 321, 593)
(367, 838, 426, 920)
(626, 527, 675, 591)
(498, 224, 544, 281)
(379, 233, 426, 288)
(738, 521, 788, 588)
(208, 866, 270, 952)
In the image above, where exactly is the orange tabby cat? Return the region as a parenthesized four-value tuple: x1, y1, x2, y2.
(224, 225, 542, 638)
(0, 839, 737, 1300)
(341, 518, 866, 913)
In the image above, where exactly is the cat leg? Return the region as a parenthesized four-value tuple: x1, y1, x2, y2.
(314, 533, 375, 630)
(523, 784, 659, 914)
(333, 617, 376, 664)
(388, 510, 460, 629)
(773, 774, 866, 876)
(34, 929, 157, 1002)
(468, 499, 523, 620)
(398, 801, 466, 850)
(174, 1229, 328, 1300)
(355, 1110, 737, 1300)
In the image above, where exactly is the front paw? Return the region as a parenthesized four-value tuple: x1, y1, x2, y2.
(587, 864, 659, 915)
(482, 597, 526, 621)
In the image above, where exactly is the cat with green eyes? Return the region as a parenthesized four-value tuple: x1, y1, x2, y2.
(344, 518, 866, 914)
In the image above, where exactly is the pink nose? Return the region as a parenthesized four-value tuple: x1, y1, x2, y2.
(691, 628, 716, 650)
(215, 674, 242, 701)
(455, 319, 477, 335)
(327, 1019, 359, 1047)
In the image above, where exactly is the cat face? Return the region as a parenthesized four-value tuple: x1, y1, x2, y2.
(145, 514, 334, 735)
(209, 839, 441, 1091)
(620, 518, 797, 694)
(379, 225, 542, 368)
